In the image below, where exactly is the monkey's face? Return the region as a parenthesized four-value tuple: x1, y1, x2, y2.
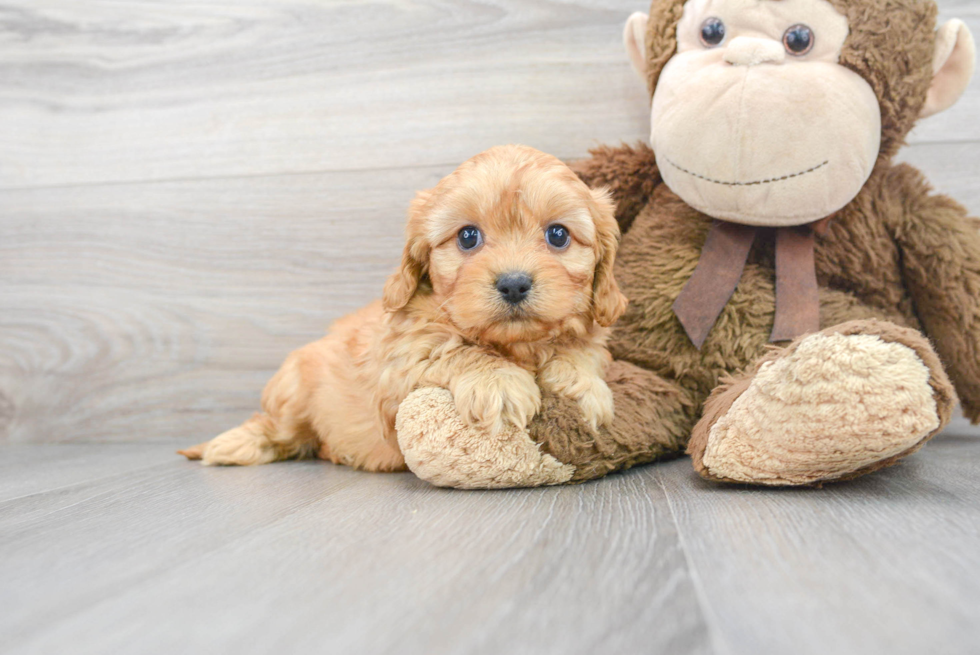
(649, 0, 881, 227)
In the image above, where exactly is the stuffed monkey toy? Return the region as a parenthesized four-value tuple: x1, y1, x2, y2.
(395, 0, 979, 488)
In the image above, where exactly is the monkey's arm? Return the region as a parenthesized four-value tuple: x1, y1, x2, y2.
(569, 143, 662, 234)
(885, 163, 980, 422)
(395, 361, 694, 487)
(527, 360, 694, 482)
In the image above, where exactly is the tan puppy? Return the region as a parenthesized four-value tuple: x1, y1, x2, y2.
(180, 145, 628, 471)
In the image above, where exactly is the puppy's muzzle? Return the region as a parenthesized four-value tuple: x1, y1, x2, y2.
(495, 272, 533, 305)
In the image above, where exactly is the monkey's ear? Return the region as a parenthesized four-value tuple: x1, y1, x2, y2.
(921, 19, 976, 118)
(382, 190, 432, 312)
(589, 188, 629, 328)
(623, 12, 650, 83)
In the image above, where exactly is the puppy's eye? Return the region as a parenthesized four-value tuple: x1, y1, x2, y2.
(783, 24, 814, 55)
(545, 224, 570, 249)
(457, 226, 482, 251)
(699, 17, 726, 48)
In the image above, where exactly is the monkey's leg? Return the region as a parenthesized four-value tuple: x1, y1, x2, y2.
(687, 320, 955, 486)
(395, 361, 696, 488)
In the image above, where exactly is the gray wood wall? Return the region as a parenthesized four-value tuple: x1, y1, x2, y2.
(1, 0, 978, 445)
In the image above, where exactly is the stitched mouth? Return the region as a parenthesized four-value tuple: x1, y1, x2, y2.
(664, 157, 829, 187)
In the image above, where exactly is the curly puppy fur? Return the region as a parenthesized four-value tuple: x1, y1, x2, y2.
(180, 145, 628, 470)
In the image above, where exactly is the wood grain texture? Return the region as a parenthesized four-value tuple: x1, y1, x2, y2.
(2, 3, 979, 654)
(0, 450, 712, 655)
(655, 433, 980, 655)
(0, 1, 976, 190)
(1, 0, 979, 446)
(0, 443, 177, 502)
(0, 0, 651, 189)
(2, 439, 979, 654)
(0, 167, 445, 443)
(4, 144, 979, 446)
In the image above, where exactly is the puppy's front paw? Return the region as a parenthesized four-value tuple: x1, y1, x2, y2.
(539, 359, 615, 431)
(576, 378, 615, 431)
(451, 366, 541, 434)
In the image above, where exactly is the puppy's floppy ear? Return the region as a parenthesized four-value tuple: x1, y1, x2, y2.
(589, 187, 629, 327)
(383, 190, 432, 312)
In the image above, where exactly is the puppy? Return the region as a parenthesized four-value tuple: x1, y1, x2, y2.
(179, 145, 628, 470)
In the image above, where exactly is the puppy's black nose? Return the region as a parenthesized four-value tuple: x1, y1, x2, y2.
(496, 273, 533, 305)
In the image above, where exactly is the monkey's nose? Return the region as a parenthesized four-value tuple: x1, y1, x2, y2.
(724, 37, 786, 66)
(496, 273, 533, 305)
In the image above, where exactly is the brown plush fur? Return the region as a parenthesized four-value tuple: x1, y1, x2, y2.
(532, 360, 693, 482)
(180, 145, 629, 469)
(529, 143, 974, 481)
(525, 0, 978, 483)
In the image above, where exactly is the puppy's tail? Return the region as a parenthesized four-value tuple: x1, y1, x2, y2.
(177, 443, 206, 460)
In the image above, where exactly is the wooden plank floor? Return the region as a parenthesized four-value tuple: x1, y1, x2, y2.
(2, 1, 980, 653)
(2, 425, 979, 655)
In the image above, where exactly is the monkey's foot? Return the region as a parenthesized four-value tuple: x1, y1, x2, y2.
(688, 320, 955, 486)
(395, 387, 574, 489)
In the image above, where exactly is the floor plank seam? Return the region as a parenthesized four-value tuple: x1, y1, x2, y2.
(0, 161, 466, 194)
(2, 137, 977, 194)
(905, 137, 980, 148)
(656, 471, 732, 655)
(3, 474, 365, 651)
(0, 459, 178, 508)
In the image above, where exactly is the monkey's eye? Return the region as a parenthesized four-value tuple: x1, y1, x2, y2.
(457, 226, 482, 251)
(783, 24, 814, 55)
(545, 224, 570, 249)
(699, 17, 726, 48)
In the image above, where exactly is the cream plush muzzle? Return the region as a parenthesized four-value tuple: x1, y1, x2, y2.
(647, 0, 882, 227)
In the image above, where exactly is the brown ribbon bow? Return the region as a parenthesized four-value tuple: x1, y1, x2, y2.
(672, 220, 821, 350)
